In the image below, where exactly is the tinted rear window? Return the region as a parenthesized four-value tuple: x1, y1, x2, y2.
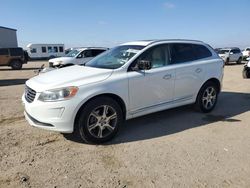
(9, 48, 23, 56)
(0, 49, 9, 55)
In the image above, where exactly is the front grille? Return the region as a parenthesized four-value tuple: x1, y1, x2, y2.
(25, 85, 36, 103)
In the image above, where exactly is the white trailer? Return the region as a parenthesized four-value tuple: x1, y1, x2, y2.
(27, 43, 65, 59)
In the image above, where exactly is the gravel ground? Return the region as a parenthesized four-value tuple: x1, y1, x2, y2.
(0, 61, 250, 188)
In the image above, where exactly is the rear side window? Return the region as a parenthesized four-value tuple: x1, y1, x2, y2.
(92, 49, 106, 56)
(84, 50, 93, 57)
(192, 44, 212, 59)
(59, 46, 64, 52)
(42, 47, 46, 53)
(9, 48, 23, 56)
(0, 49, 9, 55)
(170, 43, 196, 64)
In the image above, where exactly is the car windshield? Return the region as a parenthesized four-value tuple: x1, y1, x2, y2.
(85, 45, 145, 69)
(219, 50, 230, 54)
(66, 49, 80, 57)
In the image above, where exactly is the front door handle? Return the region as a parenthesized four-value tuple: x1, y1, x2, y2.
(195, 68, 202, 73)
(163, 74, 172, 80)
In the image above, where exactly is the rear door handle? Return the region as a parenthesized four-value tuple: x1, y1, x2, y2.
(163, 74, 172, 80)
(195, 68, 202, 73)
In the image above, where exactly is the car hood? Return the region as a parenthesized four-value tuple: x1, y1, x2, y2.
(49, 57, 73, 64)
(26, 65, 113, 92)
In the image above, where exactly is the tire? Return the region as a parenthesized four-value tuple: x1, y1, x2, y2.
(194, 81, 219, 113)
(237, 57, 242, 64)
(243, 69, 250, 78)
(225, 58, 229, 65)
(10, 60, 23, 70)
(75, 97, 123, 144)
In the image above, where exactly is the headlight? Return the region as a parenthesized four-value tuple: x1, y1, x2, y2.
(38, 86, 78, 102)
(53, 61, 63, 66)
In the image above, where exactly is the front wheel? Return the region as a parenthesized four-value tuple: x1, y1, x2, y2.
(195, 81, 219, 113)
(76, 97, 123, 144)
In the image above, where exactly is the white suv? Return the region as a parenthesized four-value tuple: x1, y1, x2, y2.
(49, 47, 108, 68)
(218, 47, 243, 64)
(22, 40, 224, 143)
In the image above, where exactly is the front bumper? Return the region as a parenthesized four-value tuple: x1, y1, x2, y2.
(22, 94, 79, 133)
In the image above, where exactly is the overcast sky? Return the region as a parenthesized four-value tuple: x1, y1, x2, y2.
(1, 0, 250, 49)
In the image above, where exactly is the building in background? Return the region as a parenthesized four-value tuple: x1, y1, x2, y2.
(0, 26, 18, 48)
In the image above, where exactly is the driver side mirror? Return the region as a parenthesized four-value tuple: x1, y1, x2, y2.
(137, 60, 152, 70)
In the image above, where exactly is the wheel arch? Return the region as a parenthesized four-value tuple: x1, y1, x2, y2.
(74, 93, 127, 130)
(200, 78, 221, 94)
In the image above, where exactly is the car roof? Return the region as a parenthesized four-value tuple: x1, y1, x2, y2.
(220, 47, 240, 50)
(121, 39, 205, 47)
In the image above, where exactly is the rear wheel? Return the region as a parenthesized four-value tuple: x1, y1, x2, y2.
(237, 57, 242, 64)
(10, 60, 22, 70)
(195, 81, 219, 113)
(76, 97, 123, 144)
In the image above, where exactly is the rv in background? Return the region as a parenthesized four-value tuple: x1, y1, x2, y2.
(27, 43, 65, 60)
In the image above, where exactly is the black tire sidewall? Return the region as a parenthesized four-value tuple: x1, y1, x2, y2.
(195, 82, 218, 113)
(11, 60, 22, 70)
(77, 97, 123, 144)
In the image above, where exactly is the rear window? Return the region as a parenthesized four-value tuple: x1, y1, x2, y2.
(0, 49, 9, 55)
(59, 46, 64, 52)
(9, 48, 23, 56)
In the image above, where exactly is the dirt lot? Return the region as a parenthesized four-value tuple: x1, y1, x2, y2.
(0, 61, 250, 188)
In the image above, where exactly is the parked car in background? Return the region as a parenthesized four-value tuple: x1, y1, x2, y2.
(218, 47, 243, 64)
(48, 47, 108, 68)
(243, 57, 250, 78)
(23, 39, 224, 143)
(27, 43, 65, 60)
(0, 47, 27, 69)
(214, 48, 221, 54)
(242, 47, 250, 60)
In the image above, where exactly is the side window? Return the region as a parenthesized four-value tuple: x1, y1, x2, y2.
(30, 48, 37, 53)
(136, 44, 170, 69)
(53, 46, 58, 53)
(170, 43, 196, 64)
(246, 48, 250, 51)
(84, 50, 93, 57)
(231, 49, 236, 54)
(0, 49, 9, 55)
(9, 48, 23, 56)
(92, 50, 105, 56)
(59, 46, 64, 52)
(192, 44, 212, 59)
(41, 47, 46, 53)
(48, 46, 52, 53)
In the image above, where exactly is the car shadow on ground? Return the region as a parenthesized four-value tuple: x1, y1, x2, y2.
(0, 79, 28, 86)
(0, 67, 41, 71)
(64, 91, 250, 145)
